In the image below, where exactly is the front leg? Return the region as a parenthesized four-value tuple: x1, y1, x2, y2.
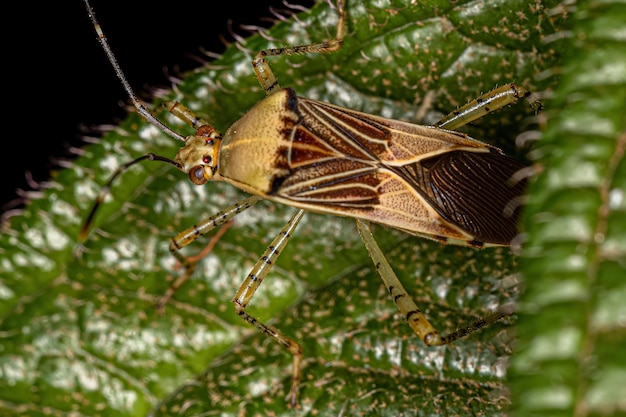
(157, 195, 262, 310)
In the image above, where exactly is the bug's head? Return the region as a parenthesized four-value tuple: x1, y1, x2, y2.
(174, 125, 223, 185)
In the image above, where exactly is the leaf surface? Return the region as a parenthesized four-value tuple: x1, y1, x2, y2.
(0, 1, 577, 416)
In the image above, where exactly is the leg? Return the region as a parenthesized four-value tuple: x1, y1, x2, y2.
(252, 0, 346, 95)
(356, 219, 510, 346)
(161, 100, 210, 130)
(157, 195, 263, 310)
(232, 209, 306, 407)
(434, 83, 540, 130)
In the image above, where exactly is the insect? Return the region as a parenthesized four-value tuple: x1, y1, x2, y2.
(81, 0, 534, 407)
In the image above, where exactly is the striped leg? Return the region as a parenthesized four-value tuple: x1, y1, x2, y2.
(435, 83, 540, 130)
(252, 0, 346, 95)
(356, 219, 510, 346)
(232, 209, 306, 407)
(157, 195, 262, 310)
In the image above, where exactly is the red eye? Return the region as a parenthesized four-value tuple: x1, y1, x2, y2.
(188, 166, 208, 185)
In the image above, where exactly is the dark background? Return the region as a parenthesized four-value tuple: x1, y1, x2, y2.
(3, 0, 313, 216)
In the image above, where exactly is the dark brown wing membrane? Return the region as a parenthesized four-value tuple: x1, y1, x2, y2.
(420, 149, 527, 245)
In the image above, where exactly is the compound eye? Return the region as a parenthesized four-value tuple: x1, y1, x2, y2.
(189, 165, 208, 185)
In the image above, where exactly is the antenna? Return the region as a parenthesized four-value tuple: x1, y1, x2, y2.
(82, 0, 186, 142)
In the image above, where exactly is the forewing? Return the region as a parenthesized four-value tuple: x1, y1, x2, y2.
(271, 96, 526, 245)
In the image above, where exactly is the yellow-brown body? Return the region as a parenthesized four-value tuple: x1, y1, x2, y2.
(182, 88, 526, 246)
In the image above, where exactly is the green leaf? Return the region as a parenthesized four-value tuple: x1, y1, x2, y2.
(1, 0, 571, 415)
(510, 1, 626, 416)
